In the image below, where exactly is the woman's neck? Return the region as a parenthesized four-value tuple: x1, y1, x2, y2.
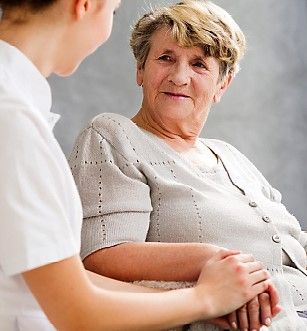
(132, 109, 204, 153)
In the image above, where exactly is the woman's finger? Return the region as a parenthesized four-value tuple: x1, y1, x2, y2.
(237, 304, 249, 330)
(227, 311, 238, 330)
(259, 292, 272, 327)
(248, 296, 261, 330)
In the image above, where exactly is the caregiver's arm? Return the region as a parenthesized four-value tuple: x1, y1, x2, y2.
(85, 243, 281, 330)
(84, 242, 220, 281)
(23, 250, 271, 331)
(86, 270, 163, 293)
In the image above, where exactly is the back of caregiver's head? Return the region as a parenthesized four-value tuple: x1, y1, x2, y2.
(0, 0, 56, 12)
(0, 0, 120, 76)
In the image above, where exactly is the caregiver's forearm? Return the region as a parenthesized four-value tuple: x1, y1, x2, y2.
(83, 242, 220, 281)
(87, 270, 164, 293)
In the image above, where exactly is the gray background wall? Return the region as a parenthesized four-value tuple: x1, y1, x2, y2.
(49, 0, 307, 229)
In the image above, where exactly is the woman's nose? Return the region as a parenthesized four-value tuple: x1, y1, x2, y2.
(168, 63, 190, 86)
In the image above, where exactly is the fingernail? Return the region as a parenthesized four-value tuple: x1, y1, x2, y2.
(231, 321, 237, 329)
(265, 317, 272, 326)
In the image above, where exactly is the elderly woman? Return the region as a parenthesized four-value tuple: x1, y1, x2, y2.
(69, 1, 307, 330)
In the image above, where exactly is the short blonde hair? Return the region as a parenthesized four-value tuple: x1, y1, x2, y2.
(130, 0, 246, 79)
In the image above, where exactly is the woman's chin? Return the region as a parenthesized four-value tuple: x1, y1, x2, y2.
(158, 108, 193, 121)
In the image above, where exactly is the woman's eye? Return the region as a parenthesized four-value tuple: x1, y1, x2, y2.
(193, 61, 206, 69)
(158, 55, 172, 62)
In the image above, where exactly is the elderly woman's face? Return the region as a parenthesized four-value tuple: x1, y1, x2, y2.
(137, 27, 231, 125)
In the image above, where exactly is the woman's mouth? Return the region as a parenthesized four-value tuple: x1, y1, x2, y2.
(163, 92, 190, 100)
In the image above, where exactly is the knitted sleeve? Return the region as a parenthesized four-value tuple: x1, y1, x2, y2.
(69, 126, 152, 260)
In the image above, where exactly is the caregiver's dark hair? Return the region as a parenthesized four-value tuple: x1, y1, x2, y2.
(0, 0, 56, 12)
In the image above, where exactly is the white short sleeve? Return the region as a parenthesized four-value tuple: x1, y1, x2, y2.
(0, 106, 81, 276)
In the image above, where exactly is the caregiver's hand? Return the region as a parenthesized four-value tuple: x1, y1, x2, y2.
(194, 249, 272, 320)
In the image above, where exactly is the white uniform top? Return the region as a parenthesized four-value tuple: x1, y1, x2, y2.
(0, 40, 83, 330)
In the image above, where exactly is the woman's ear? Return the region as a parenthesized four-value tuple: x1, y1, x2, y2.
(213, 74, 233, 103)
(136, 63, 144, 86)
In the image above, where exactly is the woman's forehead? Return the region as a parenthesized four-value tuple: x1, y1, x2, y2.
(150, 27, 205, 57)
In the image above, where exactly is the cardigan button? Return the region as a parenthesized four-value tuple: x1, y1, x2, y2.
(262, 216, 271, 223)
(249, 201, 258, 207)
(272, 234, 281, 243)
